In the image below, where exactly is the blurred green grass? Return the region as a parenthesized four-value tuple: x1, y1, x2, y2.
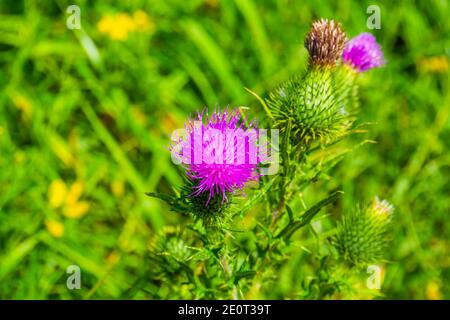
(0, 0, 449, 299)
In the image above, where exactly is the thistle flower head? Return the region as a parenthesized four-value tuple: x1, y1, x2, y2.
(266, 19, 356, 145)
(267, 68, 354, 145)
(305, 19, 347, 67)
(342, 33, 385, 72)
(171, 108, 262, 205)
(333, 198, 394, 267)
(367, 196, 394, 223)
(149, 227, 193, 274)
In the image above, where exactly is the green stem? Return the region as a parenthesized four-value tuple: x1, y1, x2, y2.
(276, 191, 343, 240)
(272, 120, 292, 222)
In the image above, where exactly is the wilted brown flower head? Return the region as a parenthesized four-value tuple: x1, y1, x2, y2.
(304, 19, 347, 66)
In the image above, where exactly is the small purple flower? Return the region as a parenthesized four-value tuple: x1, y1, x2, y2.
(171, 109, 263, 204)
(343, 33, 385, 72)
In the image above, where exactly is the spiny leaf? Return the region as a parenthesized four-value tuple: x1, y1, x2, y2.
(276, 191, 343, 240)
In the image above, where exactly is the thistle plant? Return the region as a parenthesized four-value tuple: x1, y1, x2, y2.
(172, 109, 261, 203)
(267, 19, 351, 145)
(147, 19, 392, 300)
(151, 108, 263, 225)
(333, 197, 394, 267)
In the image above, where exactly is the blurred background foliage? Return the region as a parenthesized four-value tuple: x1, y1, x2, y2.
(0, 0, 449, 299)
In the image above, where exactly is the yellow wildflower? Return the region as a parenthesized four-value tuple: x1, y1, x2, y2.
(45, 219, 64, 238)
(63, 201, 90, 219)
(426, 281, 442, 300)
(49, 179, 68, 208)
(97, 11, 154, 41)
(417, 56, 449, 74)
(66, 181, 84, 205)
(48, 179, 90, 219)
(98, 15, 128, 41)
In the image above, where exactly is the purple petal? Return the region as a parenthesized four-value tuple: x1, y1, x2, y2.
(343, 33, 385, 72)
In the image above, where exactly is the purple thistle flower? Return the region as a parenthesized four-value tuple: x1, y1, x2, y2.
(171, 109, 263, 204)
(342, 33, 385, 72)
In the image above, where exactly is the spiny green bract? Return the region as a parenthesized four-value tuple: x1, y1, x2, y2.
(148, 226, 193, 275)
(333, 198, 394, 267)
(333, 64, 359, 114)
(178, 179, 231, 226)
(186, 189, 231, 226)
(147, 179, 232, 227)
(267, 65, 357, 145)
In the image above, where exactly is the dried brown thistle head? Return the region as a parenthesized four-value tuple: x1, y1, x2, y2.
(304, 19, 347, 66)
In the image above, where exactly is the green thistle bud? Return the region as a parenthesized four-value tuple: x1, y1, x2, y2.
(333, 64, 360, 116)
(146, 178, 231, 227)
(333, 197, 394, 267)
(267, 63, 353, 145)
(367, 196, 394, 225)
(292, 66, 350, 143)
(267, 19, 354, 145)
(149, 226, 193, 275)
(267, 66, 350, 144)
(181, 179, 231, 226)
(151, 226, 191, 261)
